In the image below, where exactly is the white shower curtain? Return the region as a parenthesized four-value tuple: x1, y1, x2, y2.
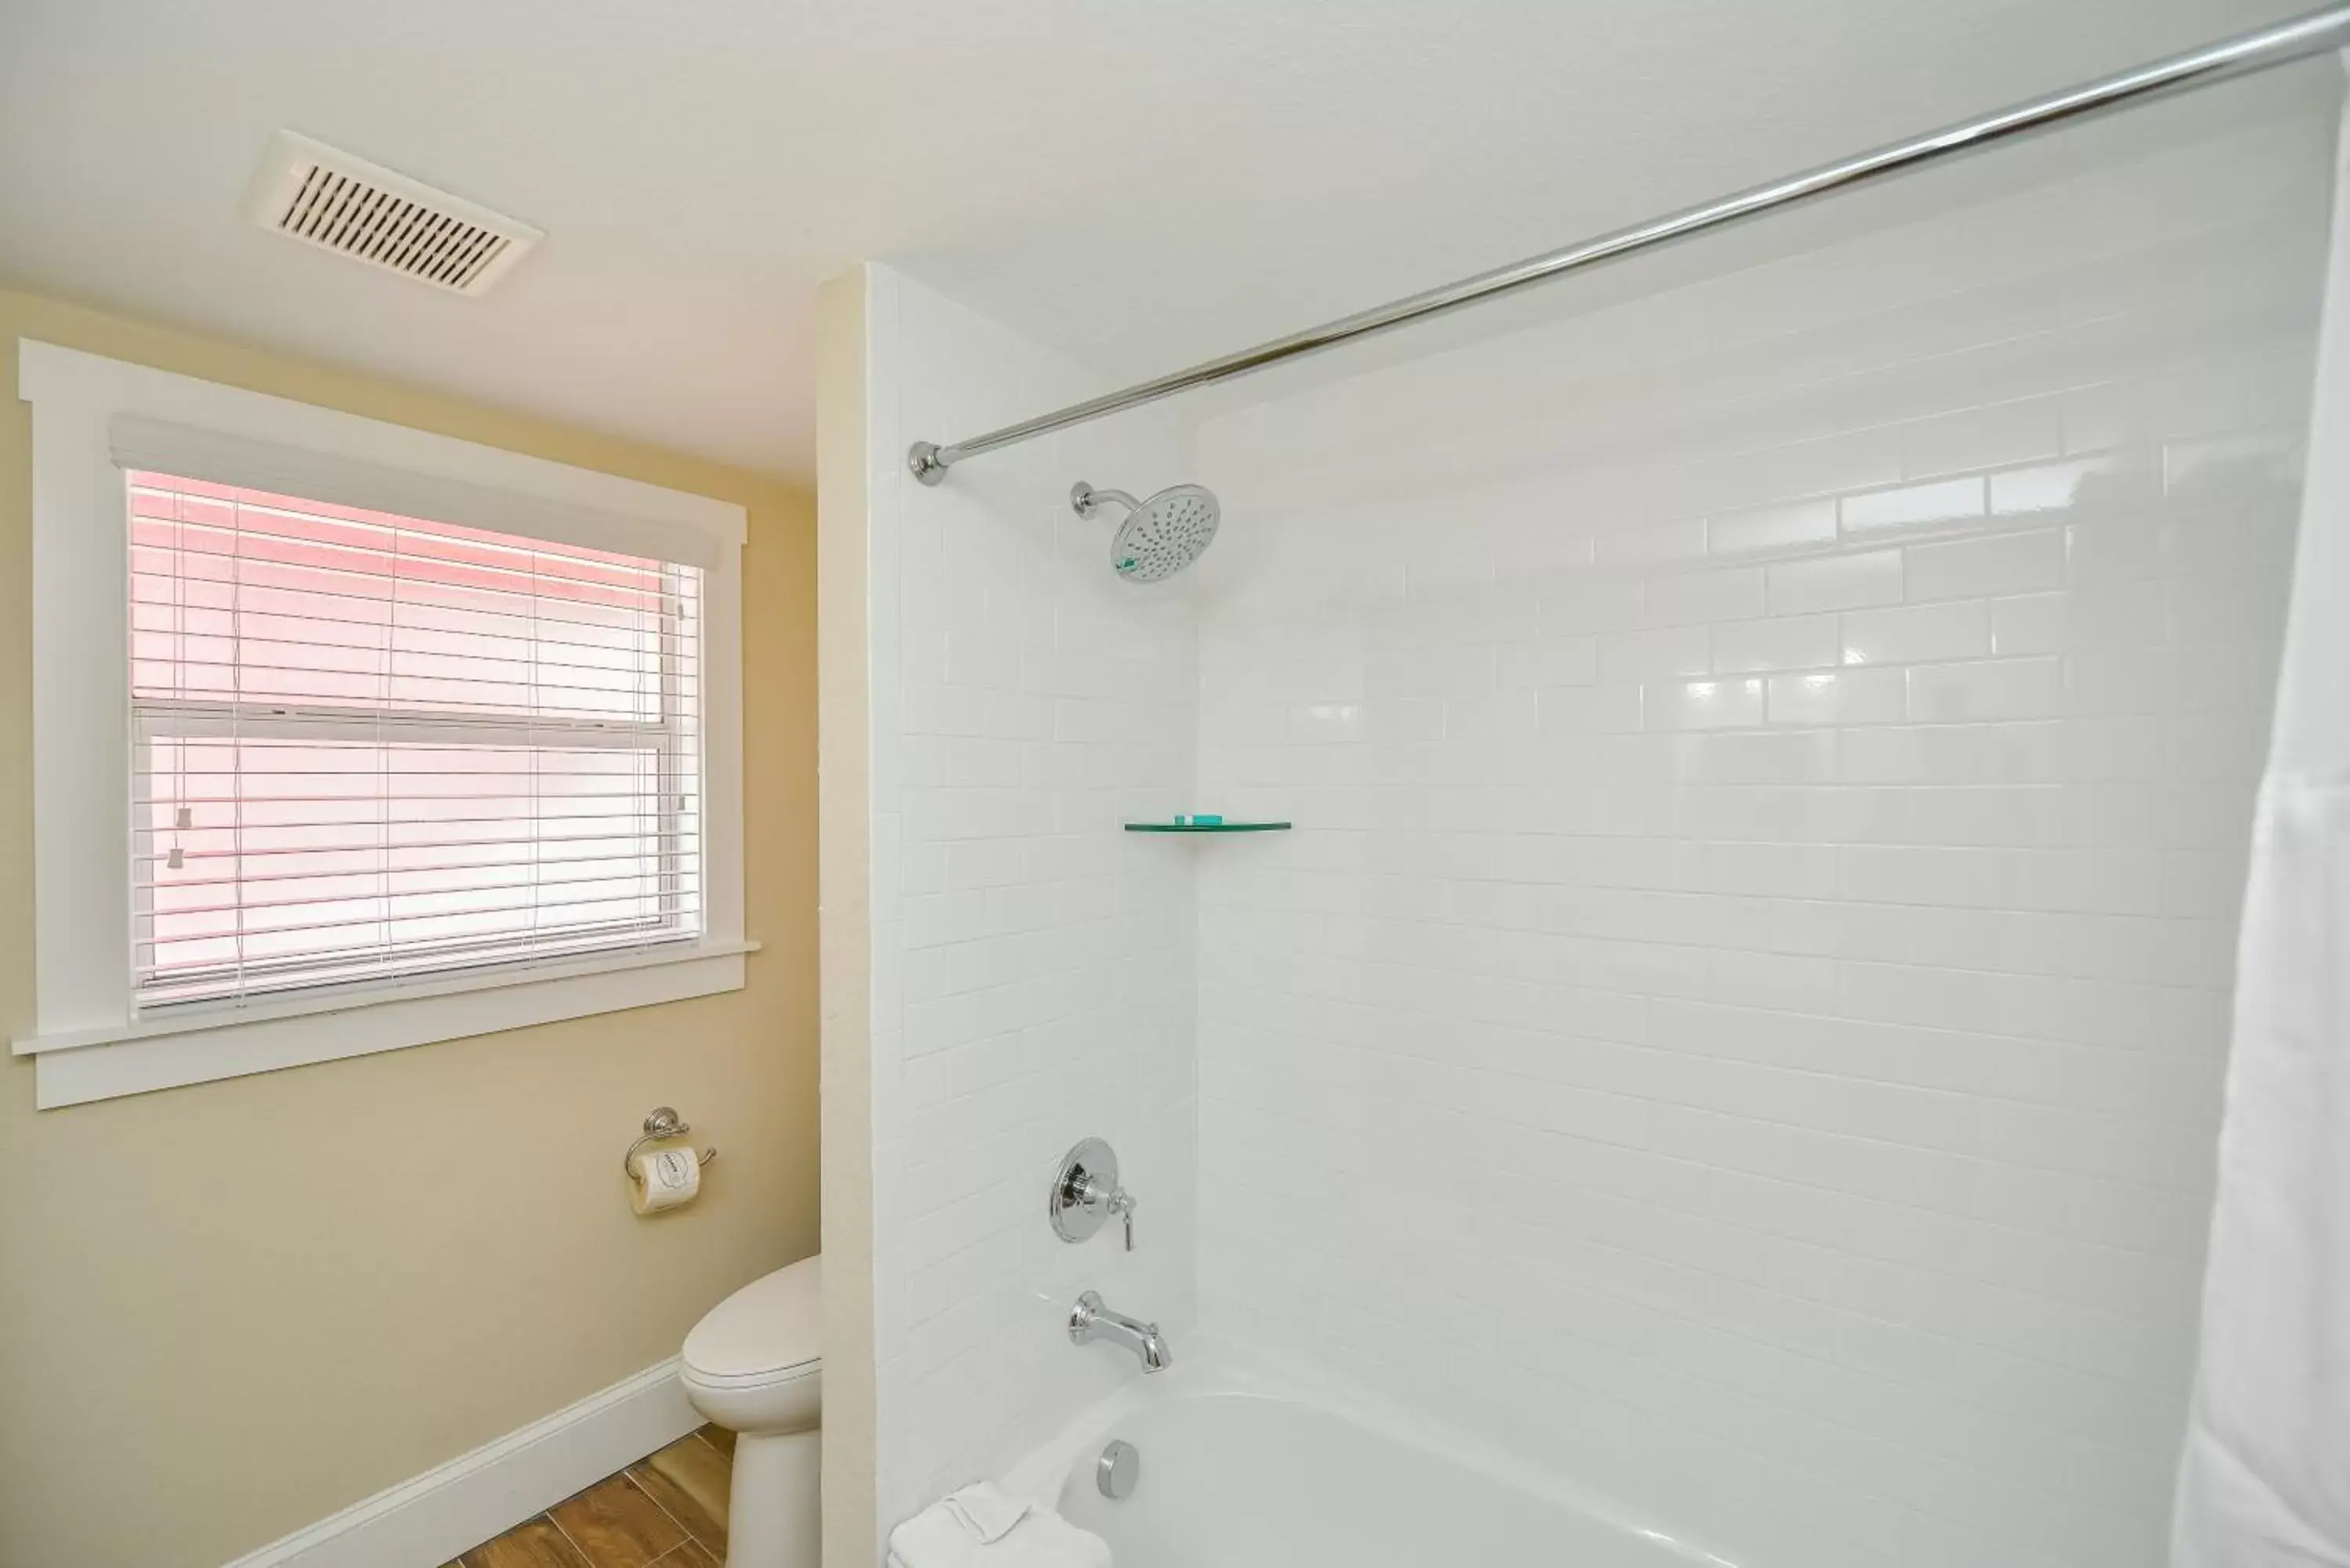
(2172, 63, 2350, 1568)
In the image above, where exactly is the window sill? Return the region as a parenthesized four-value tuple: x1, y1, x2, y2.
(16, 938, 759, 1108)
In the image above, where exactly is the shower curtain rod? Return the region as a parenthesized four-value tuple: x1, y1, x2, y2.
(907, 2, 2350, 486)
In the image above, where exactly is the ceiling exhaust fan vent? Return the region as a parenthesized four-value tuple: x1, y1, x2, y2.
(240, 131, 542, 297)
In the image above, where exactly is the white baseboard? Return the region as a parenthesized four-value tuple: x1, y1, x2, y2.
(222, 1357, 703, 1568)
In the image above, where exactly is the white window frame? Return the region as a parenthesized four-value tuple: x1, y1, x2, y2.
(16, 340, 753, 1107)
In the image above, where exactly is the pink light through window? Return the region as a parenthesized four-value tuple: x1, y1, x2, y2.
(129, 472, 702, 1004)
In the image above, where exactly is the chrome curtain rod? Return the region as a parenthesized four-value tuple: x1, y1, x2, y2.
(908, 3, 2350, 485)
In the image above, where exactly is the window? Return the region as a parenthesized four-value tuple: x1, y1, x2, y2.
(18, 340, 749, 1107)
(131, 473, 703, 1006)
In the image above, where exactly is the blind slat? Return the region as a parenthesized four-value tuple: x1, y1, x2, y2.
(133, 688, 699, 723)
(130, 620, 703, 671)
(136, 832, 702, 864)
(129, 569, 696, 640)
(140, 887, 706, 939)
(128, 631, 703, 676)
(139, 854, 703, 909)
(139, 861, 703, 898)
(136, 920, 707, 1006)
(131, 704, 700, 741)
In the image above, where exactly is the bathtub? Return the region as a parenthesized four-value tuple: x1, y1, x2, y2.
(1010, 1372, 1727, 1568)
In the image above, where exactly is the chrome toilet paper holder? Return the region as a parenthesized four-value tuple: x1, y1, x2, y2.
(624, 1106, 718, 1175)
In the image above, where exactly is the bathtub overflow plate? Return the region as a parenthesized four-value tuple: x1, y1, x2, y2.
(1097, 1438, 1141, 1500)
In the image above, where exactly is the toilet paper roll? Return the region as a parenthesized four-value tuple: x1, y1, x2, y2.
(629, 1146, 701, 1215)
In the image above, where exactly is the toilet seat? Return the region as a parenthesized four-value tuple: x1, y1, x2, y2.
(682, 1256, 821, 1405)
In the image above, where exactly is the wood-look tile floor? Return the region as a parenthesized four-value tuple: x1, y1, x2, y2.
(446, 1425, 734, 1568)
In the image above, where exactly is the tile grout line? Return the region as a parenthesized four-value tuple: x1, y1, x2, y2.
(682, 1427, 734, 1552)
(538, 1508, 595, 1568)
(616, 1457, 705, 1560)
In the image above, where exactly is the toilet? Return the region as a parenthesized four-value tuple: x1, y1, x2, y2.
(681, 1255, 822, 1568)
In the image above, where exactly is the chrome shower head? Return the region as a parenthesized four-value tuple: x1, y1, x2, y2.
(1070, 480, 1220, 583)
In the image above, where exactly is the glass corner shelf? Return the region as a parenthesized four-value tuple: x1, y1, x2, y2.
(1123, 820, 1292, 834)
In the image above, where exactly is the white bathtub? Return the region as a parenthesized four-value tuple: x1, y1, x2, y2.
(1014, 1377, 1726, 1568)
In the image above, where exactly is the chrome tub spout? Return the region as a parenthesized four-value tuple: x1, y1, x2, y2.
(1069, 1290, 1171, 1372)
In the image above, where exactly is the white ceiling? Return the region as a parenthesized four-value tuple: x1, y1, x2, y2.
(0, 0, 2318, 481)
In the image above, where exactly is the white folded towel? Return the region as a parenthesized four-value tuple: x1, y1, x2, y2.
(887, 1482, 1112, 1568)
(941, 1482, 1029, 1544)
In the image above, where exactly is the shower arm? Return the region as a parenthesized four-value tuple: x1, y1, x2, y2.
(907, 2, 2350, 488)
(1069, 482, 1141, 518)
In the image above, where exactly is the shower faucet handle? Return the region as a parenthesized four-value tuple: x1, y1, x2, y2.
(1050, 1136, 1137, 1250)
(1072, 1166, 1137, 1251)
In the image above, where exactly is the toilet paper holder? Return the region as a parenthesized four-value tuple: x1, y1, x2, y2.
(624, 1107, 718, 1176)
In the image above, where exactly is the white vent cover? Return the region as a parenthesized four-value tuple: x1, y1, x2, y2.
(241, 131, 541, 297)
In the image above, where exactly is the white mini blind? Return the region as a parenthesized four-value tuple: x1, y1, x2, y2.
(128, 470, 703, 1008)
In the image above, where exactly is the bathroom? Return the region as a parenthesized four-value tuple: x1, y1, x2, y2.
(3, 3, 2348, 1566)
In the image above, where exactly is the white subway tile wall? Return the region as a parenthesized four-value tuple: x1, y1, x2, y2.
(1187, 123, 2326, 1568)
(863, 270, 1199, 1530)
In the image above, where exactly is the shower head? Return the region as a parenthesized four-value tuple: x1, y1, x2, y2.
(1070, 480, 1220, 583)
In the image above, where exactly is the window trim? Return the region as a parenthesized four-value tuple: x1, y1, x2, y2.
(16, 339, 752, 1107)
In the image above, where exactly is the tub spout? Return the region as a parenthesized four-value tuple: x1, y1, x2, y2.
(1069, 1290, 1172, 1372)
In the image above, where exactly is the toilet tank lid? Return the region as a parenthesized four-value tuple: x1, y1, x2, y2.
(684, 1255, 821, 1381)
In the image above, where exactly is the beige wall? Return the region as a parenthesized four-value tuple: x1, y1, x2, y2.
(0, 287, 820, 1567)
